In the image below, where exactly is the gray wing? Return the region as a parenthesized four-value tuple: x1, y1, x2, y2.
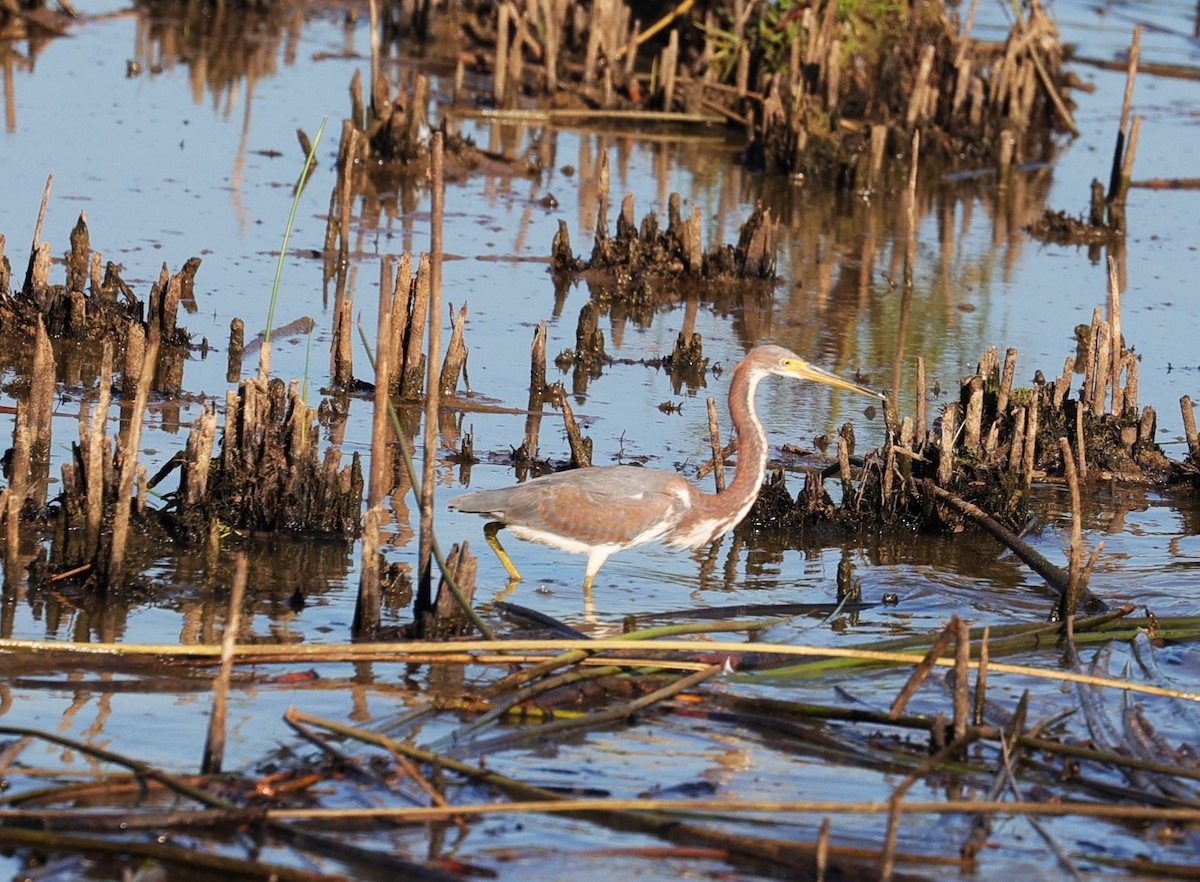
(448, 466, 696, 547)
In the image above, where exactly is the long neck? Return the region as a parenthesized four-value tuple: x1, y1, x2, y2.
(720, 360, 770, 505)
(682, 360, 769, 540)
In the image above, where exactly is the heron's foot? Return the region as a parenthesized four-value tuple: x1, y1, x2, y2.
(484, 521, 522, 582)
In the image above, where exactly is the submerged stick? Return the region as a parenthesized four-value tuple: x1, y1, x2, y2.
(202, 554, 247, 774)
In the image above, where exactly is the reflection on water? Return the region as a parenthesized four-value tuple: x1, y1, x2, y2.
(5, 531, 358, 644)
(0, 0, 1191, 642)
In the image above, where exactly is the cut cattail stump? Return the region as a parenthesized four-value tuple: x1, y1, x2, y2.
(438, 302, 469, 396)
(4, 416, 30, 585)
(399, 254, 431, 399)
(121, 324, 147, 399)
(549, 385, 592, 469)
(182, 405, 218, 511)
(418, 541, 478, 640)
(837, 423, 855, 501)
(227, 318, 244, 384)
(84, 343, 113, 560)
(330, 260, 355, 390)
(550, 220, 581, 273)
(915, 356, 927, 446)
(936, 403, 959, 487)
(493, 3, 510, 107)
(962, 376, 984, 451)
(103, 334, 159, 589)
(1182, 396, 1198, 463)
(385, 253, 410, 390)
(357, 506, 384, 637)
(520, 323, 548, 471)
(26, 319, 55, 502)
(557, 301, 607, 398)
(1020, 391, 1039, 492)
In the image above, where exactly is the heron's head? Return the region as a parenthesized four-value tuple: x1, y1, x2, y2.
(749, 344, 886, 400)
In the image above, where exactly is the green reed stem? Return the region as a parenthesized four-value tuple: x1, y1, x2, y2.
(265, 116, 327, 350)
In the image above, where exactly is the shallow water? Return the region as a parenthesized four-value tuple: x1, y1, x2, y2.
(2, 0, 1200, 879)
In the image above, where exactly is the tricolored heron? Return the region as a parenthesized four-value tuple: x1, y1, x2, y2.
(449, 344, 885, 591)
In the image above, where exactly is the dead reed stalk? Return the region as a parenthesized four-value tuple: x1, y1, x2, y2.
(355, 255, 397, 637)
(416, 132, 445, 615)
(105, 335, 160, 588)
(201, 553, 247, 774)
(84, 343, 113, 559)
(521, 322, 548, 465)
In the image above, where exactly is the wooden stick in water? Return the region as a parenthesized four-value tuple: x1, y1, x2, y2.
(355, 256, 396, 636)
(439, 302, 469, 396)
(417, 133, 445, 614)
(202, 553, 247, 774)
(22, 173, 52, 295)
(85, 342, 113, 559)
(1181, 396, 1198, 460)
(1107, 25, 1141, 203)
(522, 323, 547, 463)
(106, 336, 159, 588)
(707, 397, 725, 492)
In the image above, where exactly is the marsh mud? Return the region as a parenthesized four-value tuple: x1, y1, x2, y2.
(2, 1, 1200, 881)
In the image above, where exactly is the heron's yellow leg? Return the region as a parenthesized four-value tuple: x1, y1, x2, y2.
(582, 572, 595, 592)
(484, 522, 522, 582)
